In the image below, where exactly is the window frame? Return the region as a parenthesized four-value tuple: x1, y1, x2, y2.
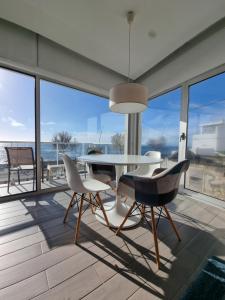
(1, 61, 225, 204)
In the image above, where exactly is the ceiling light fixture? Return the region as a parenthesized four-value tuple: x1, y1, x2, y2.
(109, 11, 149, 114)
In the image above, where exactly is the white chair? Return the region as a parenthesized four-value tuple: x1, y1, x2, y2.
(126, 151, 161, 177)
(62, 154, 110, 243)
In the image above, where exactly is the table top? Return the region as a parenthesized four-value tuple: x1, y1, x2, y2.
(78, 154, 162, 166)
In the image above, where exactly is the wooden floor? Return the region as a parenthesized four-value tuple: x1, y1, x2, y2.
(0, 190, 224, 300)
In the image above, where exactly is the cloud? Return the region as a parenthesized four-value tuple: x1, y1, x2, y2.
(2, 117, 25, 127)
(0, 82, 3, 89)
(41, 121, 56, 126)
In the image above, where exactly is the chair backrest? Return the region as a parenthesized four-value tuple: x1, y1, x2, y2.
(87, 149, 103, 155)
(5, 147, 34, 167)
(87, 149, 116, 180)
(144, 151, 161, 160)
(131, 151, 161, 177)
(137, 159, 190, 206)
(62, 154, 85, 192)
(120, 159, 190, 206)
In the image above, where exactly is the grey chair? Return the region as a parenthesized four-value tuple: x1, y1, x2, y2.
(87, 149, 116, 189)
(116, 159, 190, 268)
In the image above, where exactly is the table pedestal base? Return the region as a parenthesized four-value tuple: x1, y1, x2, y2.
(95, 201, 141, 229)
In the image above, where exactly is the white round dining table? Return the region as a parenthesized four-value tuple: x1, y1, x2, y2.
(78, 154, 162, 228)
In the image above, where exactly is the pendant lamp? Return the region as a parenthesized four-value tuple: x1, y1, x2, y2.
(109, 11, 148, 114)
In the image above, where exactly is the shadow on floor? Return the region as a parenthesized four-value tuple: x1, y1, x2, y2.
(1, 191, 224, 299)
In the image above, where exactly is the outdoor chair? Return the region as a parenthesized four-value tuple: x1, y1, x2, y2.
(126, 151, 161, 177)
(62, 154, 111, 243)
(87, 149, 116, 189)
(116, 159, 190, 268)
(5, 147, 36, 193)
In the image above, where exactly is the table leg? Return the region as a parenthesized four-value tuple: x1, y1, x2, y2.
(95, 164, 141, 228)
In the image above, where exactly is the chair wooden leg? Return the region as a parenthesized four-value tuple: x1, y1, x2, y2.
(141, 204, 145, 219)
(63, 192, 77, 223)
(75, 193, 84, 244)
(89, 193, 95, 214)
(151, 206, 160, 269)
(116, 201, 136, 235)
(96, 192, 110, 227)
(163, 206, 181, 241)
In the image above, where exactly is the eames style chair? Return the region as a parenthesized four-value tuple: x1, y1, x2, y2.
(63, 154, 110, 243)
(87, 149, 116, 189)
(116, 159, 190, 268)
(5, 147, 36, 193)
(126, 151, 161, 177)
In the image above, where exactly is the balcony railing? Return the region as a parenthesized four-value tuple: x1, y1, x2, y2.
(0, 141, 124, 193)
(1, 141, 225, 201)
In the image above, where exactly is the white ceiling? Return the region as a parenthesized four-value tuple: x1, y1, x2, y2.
(0, 0, 225, 79)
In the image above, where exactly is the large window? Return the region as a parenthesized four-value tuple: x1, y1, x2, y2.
(1, 63, 225, 203)
(186, 72, 225, 201)
(0, 67, 36, 197)
(40, 80, 125, 189)
(141, 88, 181, 167)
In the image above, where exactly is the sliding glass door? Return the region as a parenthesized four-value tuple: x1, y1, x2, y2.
(0, 67, 36, 197)
(186, 72, 225, 201)
(141, 88, 181, 167)
(40, 80, 125, 190)
(1, 64, 225, 203)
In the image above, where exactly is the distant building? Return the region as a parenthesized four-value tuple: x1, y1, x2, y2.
(192, 120, 225, 155)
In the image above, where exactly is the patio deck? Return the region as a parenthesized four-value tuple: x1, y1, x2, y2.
(0, 190, 224, 299)
(0, 178, 67, 197)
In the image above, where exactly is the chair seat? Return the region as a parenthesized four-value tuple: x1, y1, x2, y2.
(19, 164, 35, 170)
(82, 178, 111, 192)
(10, 164, 35, 171)
(126, 169, 154, 177)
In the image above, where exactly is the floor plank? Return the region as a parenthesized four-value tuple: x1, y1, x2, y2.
(0, 191, 224, 300)
(0, 272, 48, 300)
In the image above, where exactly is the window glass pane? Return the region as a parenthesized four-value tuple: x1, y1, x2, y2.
(40, 80, 125, 189)
(0, 67, 36, 197)
(186, 72, 225, 201)
(141, 88, 181, 167)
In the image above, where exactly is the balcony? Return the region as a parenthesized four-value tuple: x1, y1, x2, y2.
(1, 140, 225, 201)
(0, 141, 124, 197)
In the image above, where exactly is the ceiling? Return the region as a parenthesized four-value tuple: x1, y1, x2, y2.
(0, 0, 225, 79)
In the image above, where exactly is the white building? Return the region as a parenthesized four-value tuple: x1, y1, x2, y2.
(192, 120, 225, 155)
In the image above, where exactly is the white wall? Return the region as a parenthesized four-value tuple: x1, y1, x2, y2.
(1, 17, 225, 99)
(137, 19, 225, 98)
(0, 19, 125, 96)
(0, 19, 37, 67)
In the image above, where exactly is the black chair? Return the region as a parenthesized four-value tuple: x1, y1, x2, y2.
(116, 159, 190, 268)
(5, 147, 36, 192)
(87, 149, 116, 189)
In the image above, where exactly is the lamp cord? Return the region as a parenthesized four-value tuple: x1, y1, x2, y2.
(128, 21, 131, 83)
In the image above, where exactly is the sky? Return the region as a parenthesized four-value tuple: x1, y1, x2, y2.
(0, 68, 124, 143)
(0, 67, 225, 147)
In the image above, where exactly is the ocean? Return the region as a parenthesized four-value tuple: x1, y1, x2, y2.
(0, 142, 123, 166)
(0, 142, 177, 166)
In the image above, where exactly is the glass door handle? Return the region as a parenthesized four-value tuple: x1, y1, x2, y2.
(180, 132, 186, 141)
